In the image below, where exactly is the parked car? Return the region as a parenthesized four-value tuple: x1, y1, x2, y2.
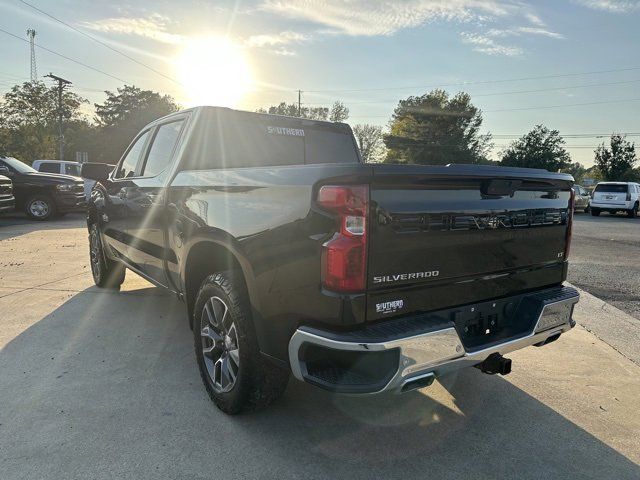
(83, 106, 579, 414)
(0, 174, 15, 214)
(590, 181, 640, 217)
(572, 185, 591, 213)
(0, 156, 85, 220)
(33, 160, 94, 201)
(32, 159, 82, 176)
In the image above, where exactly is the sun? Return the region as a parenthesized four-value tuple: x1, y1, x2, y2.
(175, 37, 252, 107)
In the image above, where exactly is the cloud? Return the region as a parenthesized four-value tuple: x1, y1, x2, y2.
(273, 47, 297, 56)
(80, 15, 183, 44)
(486, 26, 565, 39)
(259, 0, 519, 36)
(573, 0, 640, 12)
(259, 1, 563, 55)
(460, 32, 523, 56)
(246, 31, 309, 47)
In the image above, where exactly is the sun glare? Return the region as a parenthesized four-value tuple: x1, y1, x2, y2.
(175, 37, 252, 108)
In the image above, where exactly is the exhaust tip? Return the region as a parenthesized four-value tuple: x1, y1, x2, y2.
(400, 373, 435, 393)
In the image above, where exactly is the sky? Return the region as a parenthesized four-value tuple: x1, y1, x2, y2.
(1, 0, 639, 166)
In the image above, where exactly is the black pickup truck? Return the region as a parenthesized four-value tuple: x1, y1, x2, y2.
(82, 106, 579, 414)
(0, 156, 85, 220)
(0, 174, 15, 214)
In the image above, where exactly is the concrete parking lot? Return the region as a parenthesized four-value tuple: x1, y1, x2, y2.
(1, 214, 639, 479)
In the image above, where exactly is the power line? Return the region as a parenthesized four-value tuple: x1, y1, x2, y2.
(17, 0, 182, 86)
(302, 78, 640, 106)
(303, 65, 640, 94)
(0, 27, 131, 84)
(486, 97, 640, 113)
(346, 97, 640, 118)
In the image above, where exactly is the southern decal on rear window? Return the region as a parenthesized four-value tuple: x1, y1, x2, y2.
(267, 126, 305, 137)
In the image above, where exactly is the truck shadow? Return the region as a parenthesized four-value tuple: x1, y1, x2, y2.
(1, 285, 638, 479)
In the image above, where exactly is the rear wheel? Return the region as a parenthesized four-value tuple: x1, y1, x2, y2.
(25, 195, 55, 221)
(88, 223, 125, 289)
(584, 204, 590, 213)
(591, 208, 600, 216)
(194, 272, 289, 414)
(627, 203, 638, 218)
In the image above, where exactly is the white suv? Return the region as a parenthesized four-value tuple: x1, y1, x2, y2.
(591, 182, 640, 218)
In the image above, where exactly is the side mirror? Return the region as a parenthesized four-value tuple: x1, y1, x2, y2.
(81, 162, 115, 182)
(0, 166, 11, 176)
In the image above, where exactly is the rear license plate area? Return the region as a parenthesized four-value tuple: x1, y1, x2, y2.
(452, 297, 537, 351)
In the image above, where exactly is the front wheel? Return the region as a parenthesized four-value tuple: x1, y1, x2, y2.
(25, 195, 55, 221)
(194, 272, 289, 414)
(88, 223, 125, 289)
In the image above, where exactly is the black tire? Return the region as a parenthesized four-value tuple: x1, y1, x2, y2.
(88, 223, 126, 289)
(194, 272, 289, 414)
(591, 208, 600, 216)
(25, 194, 55, 221)
(584, 205, 590, 213)
(627, 203, 638, 218)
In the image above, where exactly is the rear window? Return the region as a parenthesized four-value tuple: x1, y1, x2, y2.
(39, 163, 60, 174)
(217, 113, 359, 168)
(595, 184, 628, 193)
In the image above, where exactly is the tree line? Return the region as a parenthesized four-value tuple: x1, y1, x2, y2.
(0, 81, 636, 182)
(0, 82, 178, 165)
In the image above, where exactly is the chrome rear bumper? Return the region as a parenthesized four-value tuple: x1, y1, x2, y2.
(289, 286, 579, 394)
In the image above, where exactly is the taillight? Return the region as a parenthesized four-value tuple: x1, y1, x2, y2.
(317, 185, 369, 293)
(565, 188, 575, 260)
(627, 191, 632, 201)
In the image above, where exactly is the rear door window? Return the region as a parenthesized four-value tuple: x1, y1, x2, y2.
(595, 184, 628, 193)
(39, 163, 60, 174)
(141, 120, 185, 177)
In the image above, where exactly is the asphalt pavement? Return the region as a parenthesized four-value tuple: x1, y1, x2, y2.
(1, 213, 639, 479)
(569, 212, 640, 321)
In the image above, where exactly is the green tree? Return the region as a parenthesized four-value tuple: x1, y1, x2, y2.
(353, 124, 385, 163)
(594, 134, 637, 181)
(500, 125, 570, 172)
(257, 102, 329, 120)
(0, 81, 86, 162)
(329, 101, 349, 122)
(93, 85, 179, 163)
(561, 161, 587, 184)
(383, 89, 491, 165)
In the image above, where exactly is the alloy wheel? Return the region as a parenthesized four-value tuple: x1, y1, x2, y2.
(29, 199, 49, 218)
(200, 296, 240, 393)
(89, 226, 102, 279)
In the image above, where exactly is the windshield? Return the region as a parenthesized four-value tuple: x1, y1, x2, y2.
(594, 184, 628, 193)
(1, 157, 37, 174)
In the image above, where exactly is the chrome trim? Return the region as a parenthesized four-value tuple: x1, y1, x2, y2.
(288, 290, 579, 394)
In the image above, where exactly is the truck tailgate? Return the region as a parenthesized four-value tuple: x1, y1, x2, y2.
(367, 165, 573, 321)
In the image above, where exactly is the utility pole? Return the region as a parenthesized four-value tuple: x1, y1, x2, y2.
(45, 73, 72, 161)
(297, 90, 302, 117)
(27, 29, 37, 82)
